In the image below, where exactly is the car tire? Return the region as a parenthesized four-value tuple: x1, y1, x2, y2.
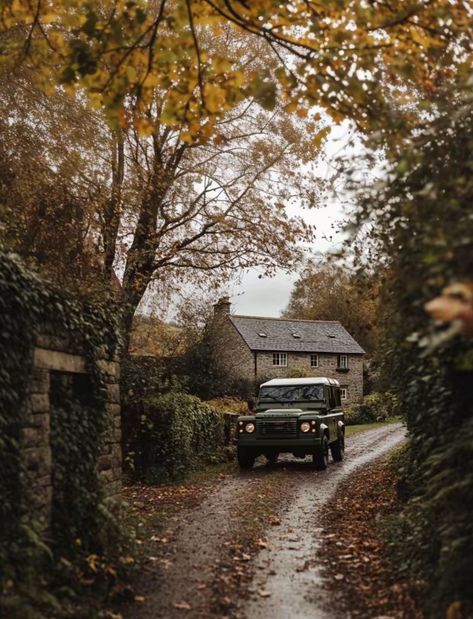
(237, 447, 256, 470)
(313, 436, 329, 470)
(331, 431, 345, 462)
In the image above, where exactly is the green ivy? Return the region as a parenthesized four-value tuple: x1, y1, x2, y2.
(138, 392, 227, 483)
(352, 103, 473, 617)
(0, 252, 121, 605)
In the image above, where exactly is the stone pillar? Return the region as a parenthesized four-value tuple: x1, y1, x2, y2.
(21, 367, 52, 528)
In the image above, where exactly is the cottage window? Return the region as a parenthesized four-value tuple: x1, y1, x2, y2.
(310, 353, 319, 368)
(338, 354, 348, 369)
(340, 387, 348, 400)
(272, 353, 287, 367)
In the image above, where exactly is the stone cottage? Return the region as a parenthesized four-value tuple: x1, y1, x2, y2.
(211, 297, 365, 404)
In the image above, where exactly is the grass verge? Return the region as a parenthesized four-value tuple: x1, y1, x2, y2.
(345, 416, 402, 438)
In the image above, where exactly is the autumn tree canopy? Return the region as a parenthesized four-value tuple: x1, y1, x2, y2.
(1, 1, 471, 141)
(2, 0, 472, 349)
(0, 65, 326, 347)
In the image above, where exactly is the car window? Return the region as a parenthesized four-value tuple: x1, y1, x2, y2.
(259, 385, 324, 402)
(327, 387, 335, 408)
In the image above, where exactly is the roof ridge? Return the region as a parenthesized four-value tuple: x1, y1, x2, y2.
(231, 314, 341, 324)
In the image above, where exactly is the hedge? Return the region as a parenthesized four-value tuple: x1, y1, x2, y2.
(133, 392, 230, 483)
(343, 391, 398, 425)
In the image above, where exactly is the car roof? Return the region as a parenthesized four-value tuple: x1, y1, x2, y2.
(259, 377, 340, 387)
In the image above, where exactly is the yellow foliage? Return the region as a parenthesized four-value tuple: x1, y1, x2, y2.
(203, 83, 227, 113)
(0, 0, 471, 144)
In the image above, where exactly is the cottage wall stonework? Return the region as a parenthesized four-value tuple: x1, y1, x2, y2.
(255, 352, 363, 404)
(210, 299, 255, 382)
(209, 301, 364, 405)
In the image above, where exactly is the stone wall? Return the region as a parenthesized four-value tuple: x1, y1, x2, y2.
(208, 301, 364, 404)
(21, 333, 121, 527)
(209, 299, 255, 382)
(255, 352, 364, 404)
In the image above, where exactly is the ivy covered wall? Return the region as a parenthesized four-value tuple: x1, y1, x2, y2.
(0, 252, 122, 595)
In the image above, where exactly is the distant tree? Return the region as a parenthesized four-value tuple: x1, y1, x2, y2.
(283, 262, 379, 355)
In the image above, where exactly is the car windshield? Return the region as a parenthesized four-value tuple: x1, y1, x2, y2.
(259, 385, 324, 402)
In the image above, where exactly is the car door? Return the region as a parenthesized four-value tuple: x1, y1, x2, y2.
(327, 386, 340, 441)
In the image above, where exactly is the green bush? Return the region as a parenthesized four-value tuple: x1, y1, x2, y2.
(138, 392, 228, 483)
(344, 391, 398, 425)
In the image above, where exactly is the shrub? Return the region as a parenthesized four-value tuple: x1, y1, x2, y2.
(343, 391, 398, 425)
(136, 392, 228, 483)
(204, 397, 248, 414)
(287, 368, 311, 378)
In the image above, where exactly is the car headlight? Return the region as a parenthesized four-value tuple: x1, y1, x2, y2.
(300, 422, 311, 433)
(245, 422, 255, 433)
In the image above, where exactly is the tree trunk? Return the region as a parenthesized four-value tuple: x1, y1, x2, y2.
(102, 129, 124, 285)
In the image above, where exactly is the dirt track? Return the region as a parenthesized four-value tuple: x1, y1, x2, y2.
(124, 423, 406, 619)
(242, 423, 406, 619)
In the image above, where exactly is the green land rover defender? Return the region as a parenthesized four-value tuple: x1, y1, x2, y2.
(237, 377, 345, 471)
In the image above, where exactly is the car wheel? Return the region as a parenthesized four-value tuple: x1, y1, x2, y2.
(331, 431, 345, 462)
(313, 436, 329, 470)
(237, 447, 256, 470)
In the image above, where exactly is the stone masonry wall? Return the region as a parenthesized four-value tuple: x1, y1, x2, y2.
(21, 333, 121, 528)
(210, 300, 255, 383)
(209, 301, 364, 404)
(256, 352, 364, 404)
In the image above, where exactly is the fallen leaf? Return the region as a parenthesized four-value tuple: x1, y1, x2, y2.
(173, 601, 192, 610)
(258, 589, 272, 598)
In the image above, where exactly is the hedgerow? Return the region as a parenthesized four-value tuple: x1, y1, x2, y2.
(343, 391, 398, 425)
(136, 392, 228, 483)
(353, 104, 473, 617)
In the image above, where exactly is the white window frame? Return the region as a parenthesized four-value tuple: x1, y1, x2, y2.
(272, 352, 287, 367)
(338, 354, 348, 369)
(340, 387, 348, 401)
(310, 353, 319, 368)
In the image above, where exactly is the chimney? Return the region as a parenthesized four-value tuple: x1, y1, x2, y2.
(213, 296, 231, 319)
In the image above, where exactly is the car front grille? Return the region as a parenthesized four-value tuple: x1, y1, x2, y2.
(256, 418, 297, 438)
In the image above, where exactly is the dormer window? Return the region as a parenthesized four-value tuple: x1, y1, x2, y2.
(258, 332, 267, 338)
(327, 334, 336, 339)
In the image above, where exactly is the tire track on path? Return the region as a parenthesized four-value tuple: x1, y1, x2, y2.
(240, 423, 406, 619)
(124, 423, 406, 619)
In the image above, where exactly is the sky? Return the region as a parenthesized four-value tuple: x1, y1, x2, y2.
(227, 121, 356, 318)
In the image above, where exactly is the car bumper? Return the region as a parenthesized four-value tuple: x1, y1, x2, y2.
(238, 437, 322, 449)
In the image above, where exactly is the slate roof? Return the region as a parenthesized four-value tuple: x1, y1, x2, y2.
(228, 315, 365, 355)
